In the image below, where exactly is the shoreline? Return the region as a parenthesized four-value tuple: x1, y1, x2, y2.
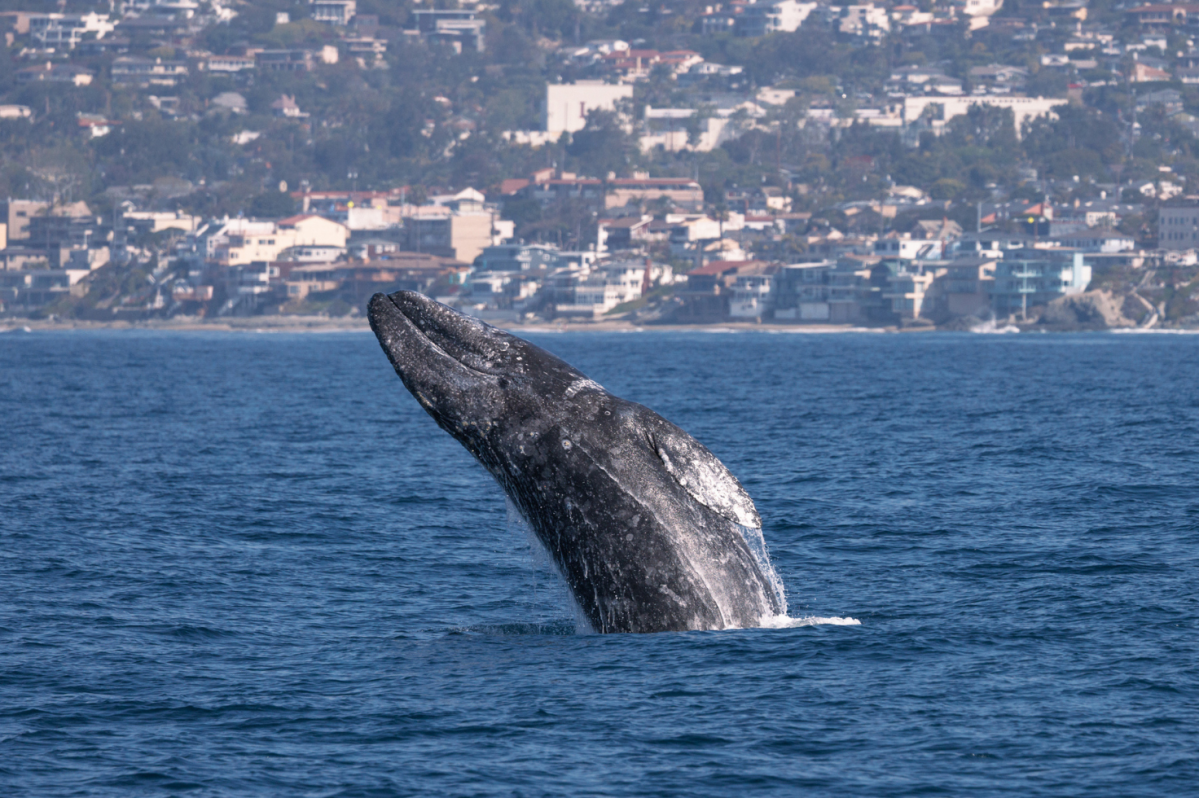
(4, 316, 1196, 335)
(0, 315, 898, 334)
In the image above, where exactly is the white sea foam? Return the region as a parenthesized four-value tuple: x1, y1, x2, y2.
(970, 318, 1020, 334)
(1110, 327, 1199, 335)
(759, 614, 861, 628)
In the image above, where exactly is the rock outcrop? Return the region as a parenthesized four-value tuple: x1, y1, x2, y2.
(1032, 290, 1138, 331)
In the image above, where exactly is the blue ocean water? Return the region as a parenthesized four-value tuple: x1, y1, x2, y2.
(2, 328, 1198, 796)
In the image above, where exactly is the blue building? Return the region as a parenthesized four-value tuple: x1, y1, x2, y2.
(989, 249, 1091, 317)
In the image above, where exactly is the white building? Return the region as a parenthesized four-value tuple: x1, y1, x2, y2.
(903, 96, 1068, 139)
(28, 13, 115, 50)
(736, 1, 817, 36)
(554, 262, 651, 317)
(1051, 229, 1135, 253)
(545, 82, 635, 135)
(828, 5, 891, 39)
(311, 0, 356, 25)
(729, 273, 774, 318)
(875, 236, 945, 260)
(201, 215, 349, 266)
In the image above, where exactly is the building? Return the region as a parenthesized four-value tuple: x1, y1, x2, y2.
(28, 12, 115, 50)
(772, 258, 890, 323)
(1050, 228, 1135, 253)
(607, 177, 704, 210)
(545, 82, 635, 135)
(598, 216, 656, 250)
(884, 261, 946, 321)
(1127, 3, 1199, 31)
(1159, 204, 1199, 250)
(205, 54, 255, 73)
(256, 49, 320, 72)
(201, 215, 349, 266)
(0, 105, 32, 120)
(0, 199, 50, 242)
(271, 95, 307, 118)
(729, 271, 775, 318)
(17, 62, 92, 86)
(122, 211, 200, 236)
(553, 261, 648, 318)
(933, 257, 999, 319)
(736, 0, 817, 36)
(111, 57, 188, 87)
(829, 4, 891, 40)
(674, 260, 767, 321)
(409, 10, 485, 52)
(902, 96, 1068, 140)
(505, 172, 602, 206)
(311, 0, 356, 25)
(875, 235, 945, 260)
(403, 211, 499, 264)
(0, 268, 91, 308)
(474, 242, 560, 271)
(989, 250, 1091, 317)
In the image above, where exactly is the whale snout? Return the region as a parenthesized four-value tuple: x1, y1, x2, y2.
(369, 291, 526, 378)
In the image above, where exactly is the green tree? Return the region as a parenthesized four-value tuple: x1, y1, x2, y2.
(249, 190, 296, 218)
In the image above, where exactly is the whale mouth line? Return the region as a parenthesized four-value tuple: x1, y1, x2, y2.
(379, 292, 497, 378)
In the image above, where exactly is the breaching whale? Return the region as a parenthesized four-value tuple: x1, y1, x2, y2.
(368, 291, 784, 633)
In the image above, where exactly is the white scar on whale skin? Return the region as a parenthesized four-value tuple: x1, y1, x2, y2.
(564, 378, 603, 399)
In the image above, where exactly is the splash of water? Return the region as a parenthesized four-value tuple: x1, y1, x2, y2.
(736, 522, 788, 616)
(760, 615, 861, 628)
(970, 317, 1020, 334)
(505, 500, 595, 633)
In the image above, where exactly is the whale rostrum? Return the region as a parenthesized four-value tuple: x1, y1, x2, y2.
(368, 291, 784, 633)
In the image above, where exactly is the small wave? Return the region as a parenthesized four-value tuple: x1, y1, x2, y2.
(449, 620, 578, 636)
(759, 615, 861, 628)
(1110, 327, 1199, 335)
(970, 319, 1020, 334)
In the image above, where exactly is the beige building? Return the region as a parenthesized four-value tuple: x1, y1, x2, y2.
(123, 211, 200, 235)
(606, 176, 704, 210)
(403, 211, 497, 264)
(1, 199, 49, 240)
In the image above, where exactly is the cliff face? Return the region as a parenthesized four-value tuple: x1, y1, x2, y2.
(1031, 290, 1139, 331)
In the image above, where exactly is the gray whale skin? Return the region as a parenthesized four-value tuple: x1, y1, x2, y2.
(368, 291, 783, 633)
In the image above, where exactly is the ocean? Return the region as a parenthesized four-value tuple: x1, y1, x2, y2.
(2, 328, 1197, 796)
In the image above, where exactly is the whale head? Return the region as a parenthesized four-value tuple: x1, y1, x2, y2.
(367, 290, 593, 466)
